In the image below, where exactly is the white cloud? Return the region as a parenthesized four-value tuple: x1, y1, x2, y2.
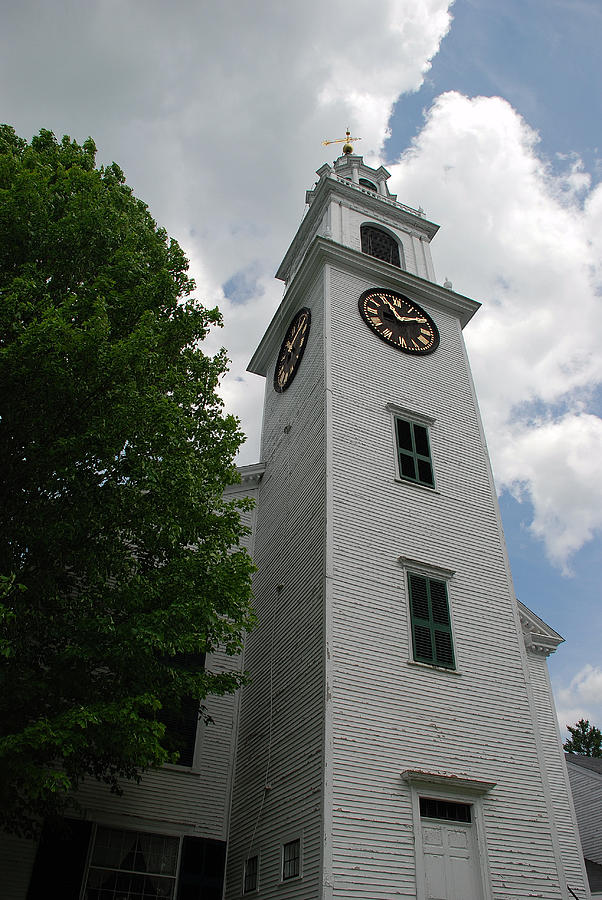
(1, 0, 454, 467)
(387, 92, 602, 569)
(555, 665, 602, 736)
(3, 3, 601, 570)
(496, 415, 602, 573)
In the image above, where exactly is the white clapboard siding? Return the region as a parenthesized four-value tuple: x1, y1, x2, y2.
(225, 270, 327, 900)
(525, 652, 592, 892)
(326, 261, 574, 899)
(566, 757, 602, 867)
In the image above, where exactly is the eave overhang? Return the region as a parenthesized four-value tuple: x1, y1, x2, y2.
(224, 462, 265, 493)
(278, 174, 439, 285)
(518, 599, 564, 657)
(249, 236, 481, 378)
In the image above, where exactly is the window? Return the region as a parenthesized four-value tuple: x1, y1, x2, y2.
(408, 572, 455, 668)
(360, 224, 401, 268)
(282, 839, 300, 880)
(420, 797, 471, 822)
(84, 826, 179, 900)
(244, 856, 258, 893)
(395, 417, 434, 487)
(28, 823, 227, 900)
(159, 651, 206, 767)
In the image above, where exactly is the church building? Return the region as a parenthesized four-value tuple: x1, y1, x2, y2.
(2, 146, 591, 900)
(222, 145, 590, 900)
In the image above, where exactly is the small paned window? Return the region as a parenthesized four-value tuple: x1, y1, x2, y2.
(359, 177, 378, 192)
(395, 418, 434, 487)
(244, 856, 258, 893)
(282, 839, 300, 880)
(408, 573, 455, 669)
(361, 225, 401, 268)
(420, 798, 471, 823)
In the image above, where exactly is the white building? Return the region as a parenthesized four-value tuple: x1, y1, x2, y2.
(1, 150, 591, 900)
(223, 150, 590, 900)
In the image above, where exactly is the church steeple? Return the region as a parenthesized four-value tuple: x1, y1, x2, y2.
(226, 147, 589, 900)
(277, 154, 439, 288)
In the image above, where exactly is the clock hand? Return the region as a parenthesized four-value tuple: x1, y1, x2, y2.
(382, 301, 426, 325)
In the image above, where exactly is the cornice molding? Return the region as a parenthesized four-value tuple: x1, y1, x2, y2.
(249, 236, 480, 377)
(518, 599, 564, 657)
(397, 556, 455, 580)
(224, 462, 265, 493)
(385, 402, 436, 427)
(401, 770, 496, 794)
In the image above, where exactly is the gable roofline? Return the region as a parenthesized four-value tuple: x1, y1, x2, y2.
(565, 752, 602, 776)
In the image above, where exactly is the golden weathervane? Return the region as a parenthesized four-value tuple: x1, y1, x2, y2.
(322, 128, 361, 155)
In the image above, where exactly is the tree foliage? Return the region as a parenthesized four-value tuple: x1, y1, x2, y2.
(564, 718, 602, 757)
(0, 126, 255, 835)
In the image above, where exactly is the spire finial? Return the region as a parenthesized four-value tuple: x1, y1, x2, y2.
(322, 128, 361, 155)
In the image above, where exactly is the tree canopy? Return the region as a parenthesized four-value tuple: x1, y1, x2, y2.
(0, 126, 255, 835)
(564, 719, 602, 757)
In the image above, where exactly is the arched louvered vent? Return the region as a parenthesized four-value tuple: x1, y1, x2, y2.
(359, 178, 377, 192)
(361, 225, 401, 268)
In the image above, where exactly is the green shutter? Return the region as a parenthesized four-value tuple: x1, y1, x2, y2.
(408, 573, 455, 668)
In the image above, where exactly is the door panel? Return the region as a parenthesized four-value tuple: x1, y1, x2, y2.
(422, 821, 483, 900)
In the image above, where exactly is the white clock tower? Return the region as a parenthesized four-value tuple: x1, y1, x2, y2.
(224, 151, 589, 900)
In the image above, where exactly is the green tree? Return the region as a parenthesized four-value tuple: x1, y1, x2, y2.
(564, 719, 602, 757)
(0, 126, 255, 836)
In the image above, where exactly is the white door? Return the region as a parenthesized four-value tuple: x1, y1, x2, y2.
(421, 819, 484, 900)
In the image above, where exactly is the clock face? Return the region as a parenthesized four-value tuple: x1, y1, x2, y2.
(274, 307, 311, 393)
(358, 288, 439, 355)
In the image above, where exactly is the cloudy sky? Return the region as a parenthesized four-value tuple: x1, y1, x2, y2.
(2, 0, 600, 736)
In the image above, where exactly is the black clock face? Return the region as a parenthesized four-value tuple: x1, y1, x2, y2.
(358, 288, 439, 355)
(274, 307, 311, 393)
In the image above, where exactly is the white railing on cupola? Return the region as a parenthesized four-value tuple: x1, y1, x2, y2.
(333, 174, 425, 217)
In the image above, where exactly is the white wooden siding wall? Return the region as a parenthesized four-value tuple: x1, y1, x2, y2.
(225, 272, 327, 900)
(525, 653, 591, 895)
(567, 762, 602, 867)
(326, 262, 569, 899)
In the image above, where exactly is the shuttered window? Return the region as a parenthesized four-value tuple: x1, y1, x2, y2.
(408, 573, 455, 668)
(395, 418, 434, 487)
(360, 225, 401, 268)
